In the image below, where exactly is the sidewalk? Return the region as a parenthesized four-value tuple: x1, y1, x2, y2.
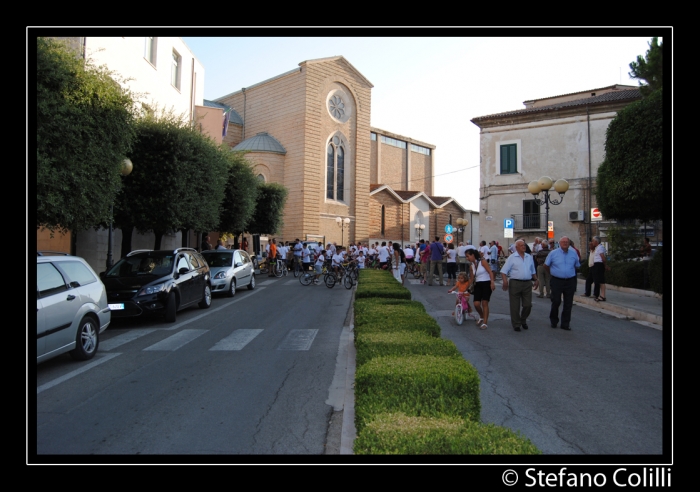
(572, 278, 663, 328)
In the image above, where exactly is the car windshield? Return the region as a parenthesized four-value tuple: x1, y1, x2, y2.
(106, 253, 174, 277)
(202, 252, 233, 268)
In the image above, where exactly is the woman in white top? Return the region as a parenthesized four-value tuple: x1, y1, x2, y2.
(392, 242, 406, 284)
(465, 248, 495, 329)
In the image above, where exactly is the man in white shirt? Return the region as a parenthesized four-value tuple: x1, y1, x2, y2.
(378, 241, 391, 269)
(479, 241, 490, 262)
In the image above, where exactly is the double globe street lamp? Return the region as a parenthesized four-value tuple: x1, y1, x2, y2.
(336, 216, 350, 246)
(527, 176, 569, 240)
(414, 222, 425, 241)
(106, 158, 134, 269)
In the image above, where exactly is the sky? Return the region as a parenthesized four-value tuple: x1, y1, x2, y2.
(181, 35, 656, 212)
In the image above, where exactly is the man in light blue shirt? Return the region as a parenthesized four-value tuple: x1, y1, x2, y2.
(544, 236, 580, 330)
(501, 239, 538, 331)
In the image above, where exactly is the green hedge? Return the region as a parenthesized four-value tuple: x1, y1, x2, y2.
(354, 316, 441, 338)
(355, 355, 480, 433)
(605, 261, 645, 289)
(355, 331, 462, 367)
(354, 413, 541, 455)
(354, 299, 427, 326)
(356, 282, 412, 300)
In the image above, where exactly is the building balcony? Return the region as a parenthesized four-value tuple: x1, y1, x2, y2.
(511, 213, 546, 232)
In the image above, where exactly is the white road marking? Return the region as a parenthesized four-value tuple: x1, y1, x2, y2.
(143, 329, 208, 351)
(100, 328, 157, 351)
(277, 329, 318, 351)
(37, 353, 121, 394)
(162, 286, 265, 330)
(258, 279, 277, 286)
(210, 329, 263, 351)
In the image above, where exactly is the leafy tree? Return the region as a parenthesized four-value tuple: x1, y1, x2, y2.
(629, 37, 663, 97)
(114, 111, 228, 252)
(596, 88, 663, 222)
(246, 182, 288, 236)
(217, 151, 260, 238)
(605, 223, 640, 262)
(37, 37, 136, 234)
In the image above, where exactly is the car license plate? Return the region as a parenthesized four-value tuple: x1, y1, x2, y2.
(109, 303, 125, 310)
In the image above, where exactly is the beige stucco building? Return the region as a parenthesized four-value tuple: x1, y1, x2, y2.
(215, 56, 476, 250)
(471, 84, 655, 250)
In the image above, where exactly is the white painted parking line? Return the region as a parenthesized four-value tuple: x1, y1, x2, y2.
(277, 329, 318, 351)
(210, 329, 263, 351)
(100, 328, 157, 351)
(143, 329, 208, 351)
(37, 353, 121, 394)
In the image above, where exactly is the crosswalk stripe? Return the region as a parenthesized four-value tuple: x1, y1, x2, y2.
(210, 329, 263, 351)
(143, 329, 208, 351)
(277, 329, 318, 351)
(100, 328, 158, 351)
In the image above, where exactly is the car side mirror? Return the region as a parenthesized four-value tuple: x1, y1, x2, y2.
(179, 267, 189, 275)
(235, 262, 243, 268)
(69, 281, 81, 288)
(99, 272, 105, 279)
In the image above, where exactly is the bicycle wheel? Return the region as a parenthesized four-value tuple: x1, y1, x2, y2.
(299, 272, 313, 286)
(272, 261, 282, 278)
(343, 273, 353, 289)
(282, 263, 288, 276)
(455, 303, 463, 325)
(324, 272, 336, 289)
(411, 266, 421, 279)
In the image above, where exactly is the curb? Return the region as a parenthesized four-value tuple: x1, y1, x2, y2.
(573, 294, 663, 326)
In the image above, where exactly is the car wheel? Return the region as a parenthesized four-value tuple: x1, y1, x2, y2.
(199, 284, 212, 309)
(247, 273, 256, 290)
(165, 292, 177, 322)
(69, 315, 99, 361)
(228, 278, 237, 298)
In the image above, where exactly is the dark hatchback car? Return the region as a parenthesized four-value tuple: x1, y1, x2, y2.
(101, 248, 211, 323)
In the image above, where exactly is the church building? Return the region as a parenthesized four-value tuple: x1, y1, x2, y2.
(213, 56, 473, 248)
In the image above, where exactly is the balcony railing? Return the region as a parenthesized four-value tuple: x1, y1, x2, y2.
(511, 213, 546, 231)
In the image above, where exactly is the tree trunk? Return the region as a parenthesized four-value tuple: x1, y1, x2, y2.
(154, 231, 164, 250)
(120, 225, 133, 258)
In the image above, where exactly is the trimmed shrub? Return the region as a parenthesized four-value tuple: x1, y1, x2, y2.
(649, 247, 663, 295)
(355, 282, 412, 300)
(355, 331, 462, 367)
(606, 261, 645, 289)
(354, 413, 541, 455)
(355, 355, 480, 433)
(354, 315, 441, 338)
(354, 299, 427, 327)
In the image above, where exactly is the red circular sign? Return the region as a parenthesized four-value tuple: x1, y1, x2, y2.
(592, 208, 601, 218)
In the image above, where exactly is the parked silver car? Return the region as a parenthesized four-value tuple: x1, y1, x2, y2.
(36, 253, 111, 363)
(201, 249, 255, 297)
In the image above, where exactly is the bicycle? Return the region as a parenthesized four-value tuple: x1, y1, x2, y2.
(405, 260, 422, 279)
(325, 264, 353, 289)
(258, 258, 269, 274)
(450, 291, 473, 326)
(269, 256, 286, 278)
(300, 265, 328, 286)
(293, 256, 303, 277)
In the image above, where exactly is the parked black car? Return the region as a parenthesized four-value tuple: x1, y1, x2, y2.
(101, 248, 211, 323)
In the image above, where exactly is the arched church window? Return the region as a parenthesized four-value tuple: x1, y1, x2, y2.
(326, 135, 346, 201)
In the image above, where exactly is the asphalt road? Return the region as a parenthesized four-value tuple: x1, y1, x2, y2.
(406, 276, 663, 456)
(35, 274, 353, 459)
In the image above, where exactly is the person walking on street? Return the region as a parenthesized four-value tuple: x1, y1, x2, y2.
(428, 237, 445, 286)
(466, 248, 495, 329)
(592, 236, 610, 301)
(500, 239, 538, 332)
(489, 241, 499, 274)
(545, 236, 580, 330)
(535, 241, 552, 298)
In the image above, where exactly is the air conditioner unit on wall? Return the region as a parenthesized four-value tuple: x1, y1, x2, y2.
(568, 210, 585, 222)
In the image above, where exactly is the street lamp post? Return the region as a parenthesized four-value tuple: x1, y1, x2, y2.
(414, 222, 425, 241)
(455, 217, 469, 272)
(106, 158, 134, 270)
(528, 176, 569, 241)
(336, 216, 350, 246)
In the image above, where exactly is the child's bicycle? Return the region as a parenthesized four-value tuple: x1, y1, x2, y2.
(299, 265, 328, 286)
(450, 291, 474, 326)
